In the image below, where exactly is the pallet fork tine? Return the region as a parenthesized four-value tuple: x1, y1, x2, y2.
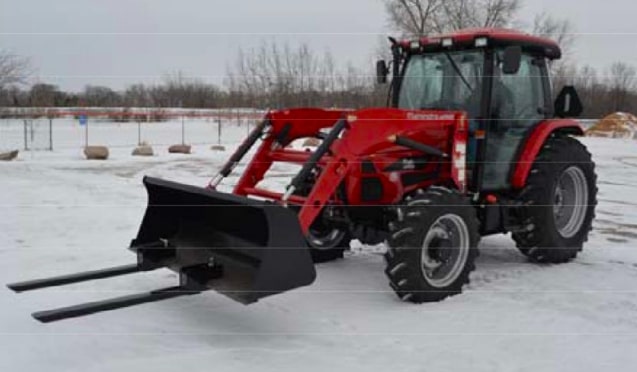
(11, 264, 222, 323)
(7, 264, 144, 293)
(32, 286, 201, 323)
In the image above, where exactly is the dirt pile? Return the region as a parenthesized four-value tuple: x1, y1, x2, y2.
(586, 112, 637, 139)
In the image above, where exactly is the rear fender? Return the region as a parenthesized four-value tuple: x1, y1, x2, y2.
(511, 119, 584, 189)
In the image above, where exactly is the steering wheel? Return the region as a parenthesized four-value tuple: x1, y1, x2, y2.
(512, 104, 540, 127)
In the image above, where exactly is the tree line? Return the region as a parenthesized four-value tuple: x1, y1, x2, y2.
(552, 63, 637, 119)
(0, 44, 384, 111)
(1, 0, 636, 119)
(0, 73, 227, 109)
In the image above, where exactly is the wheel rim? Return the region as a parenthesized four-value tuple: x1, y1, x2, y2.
(308, 226, 345, 248)
(553, 166, 589, 239)
(420, 214, 470, 288)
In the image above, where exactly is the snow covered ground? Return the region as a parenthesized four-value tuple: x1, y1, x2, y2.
(1, 133, 637, 372)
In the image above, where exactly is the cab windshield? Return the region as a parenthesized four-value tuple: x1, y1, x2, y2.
(398, 50, 484, 118)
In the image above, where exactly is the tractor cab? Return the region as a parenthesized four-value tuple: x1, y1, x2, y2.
(377, 28, 582, 191)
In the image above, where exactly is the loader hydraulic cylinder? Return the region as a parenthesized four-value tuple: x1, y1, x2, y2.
(209, 119, 270, 188)
(390, 135, 449, 158)
(284, 118, 347, 201)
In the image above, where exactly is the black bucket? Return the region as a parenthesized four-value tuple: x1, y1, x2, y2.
(130, 177, 316, 304)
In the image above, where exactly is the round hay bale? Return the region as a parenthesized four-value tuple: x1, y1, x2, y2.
(210, 145, 226, 151)
(0, 150, 19, 161)
(168, 144, 191, 154)
(132, 145, 154, 156)
(302, 138, 321, 147)
(84, 146, 109, 160)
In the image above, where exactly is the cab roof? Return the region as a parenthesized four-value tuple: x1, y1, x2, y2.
(400, 28, 562, 60)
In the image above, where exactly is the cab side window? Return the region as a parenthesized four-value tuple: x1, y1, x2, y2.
(482, 52, 549, 190)
(494, 53, 546, 130)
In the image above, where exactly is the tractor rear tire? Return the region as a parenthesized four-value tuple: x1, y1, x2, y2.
(512, 136, 597, 263)
(385, 187, 480, 303)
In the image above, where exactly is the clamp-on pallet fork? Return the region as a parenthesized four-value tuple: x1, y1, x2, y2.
(8, 241, 221, 323)
(8, 118, 317, 322)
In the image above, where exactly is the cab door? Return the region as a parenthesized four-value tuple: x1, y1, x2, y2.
(481, 51, 552, 190)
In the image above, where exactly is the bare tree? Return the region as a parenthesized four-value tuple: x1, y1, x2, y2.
(384, 0, 443, 37)
(573, 65, 608, 118)
(440, 0, 520, 31)
(606, 62, 636, 112)
(226, 41, 375, 108)
(83, 85, 121, 107)
(480, 0, 521, 28)
(532, 12, 576, 61)
(29, 83, 58, 107)
(0, 50, 31, 90)
(384, 0, 521, 36)
(123, 84, 149, 107)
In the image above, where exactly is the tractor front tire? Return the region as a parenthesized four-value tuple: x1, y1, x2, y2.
(513, 136, 597, 263)
(385, 187, 480, 303)
(307, 227, 350, 264)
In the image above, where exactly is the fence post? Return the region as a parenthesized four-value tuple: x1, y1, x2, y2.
(85, 117, 89, 148)
(49, 118, 53, 151)
(217, 118, 222, 145)
(137, 120, 141, 146)
(23, 120, 29, 151)
(181, 115, 185, 145)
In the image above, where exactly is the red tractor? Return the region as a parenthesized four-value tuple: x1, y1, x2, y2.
(10, 28, 597, 322)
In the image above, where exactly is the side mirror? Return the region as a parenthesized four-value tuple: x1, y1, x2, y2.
(555, 86, 584, 118)
(376, 60, 389, 84)
(502, 46, 522, 74)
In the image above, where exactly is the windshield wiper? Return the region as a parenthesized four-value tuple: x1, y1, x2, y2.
(444, 52, 473, 93)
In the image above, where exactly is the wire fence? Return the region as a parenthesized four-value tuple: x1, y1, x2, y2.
(0, 108, 600, 155)
(0, 108, 264, 153)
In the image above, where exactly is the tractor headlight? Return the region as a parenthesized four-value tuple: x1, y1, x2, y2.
(475, 37, 488, 47)
(410, 40, 421, 51)
(442, 38, 453, 48)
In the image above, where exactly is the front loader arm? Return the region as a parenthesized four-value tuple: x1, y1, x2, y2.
(231, 109, 348, 197)
(287, 119, 354, 234)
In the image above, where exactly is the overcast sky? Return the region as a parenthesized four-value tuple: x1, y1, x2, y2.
(1, 0, 636, 91)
